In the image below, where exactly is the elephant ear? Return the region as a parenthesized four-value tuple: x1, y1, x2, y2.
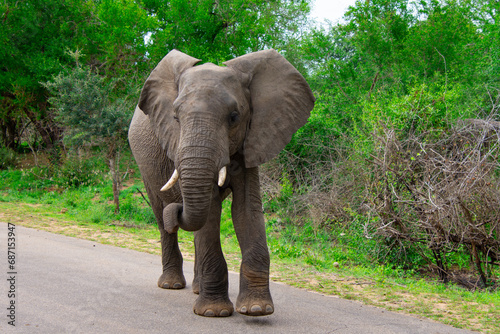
(224, 49, 315, 168)
(138, 49, 200, 158)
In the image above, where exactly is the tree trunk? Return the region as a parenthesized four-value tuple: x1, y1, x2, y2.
(23, 107, 62, 149)
(0, 116, 20, 149)
(471, 243, 487, 287)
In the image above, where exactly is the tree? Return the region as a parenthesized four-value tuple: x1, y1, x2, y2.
(43, 58, 134, 213)
(278, 0, 500, 284)
(1, 0, 311, 151)
(0, 0, 152, 151)
(0, 0, 97, 150)
(91, 0, 156, 81)
(143, 0, 312, 64)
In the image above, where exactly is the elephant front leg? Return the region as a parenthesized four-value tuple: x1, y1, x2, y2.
(234, 230, 274, 316)
(231, 165, 274, 316)
(157, 227, 186, 289)
(192, 195, 234, 317)
(146, 188, 185, 290)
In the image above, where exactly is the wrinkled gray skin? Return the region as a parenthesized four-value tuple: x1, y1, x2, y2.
(128, 49, 315, 317)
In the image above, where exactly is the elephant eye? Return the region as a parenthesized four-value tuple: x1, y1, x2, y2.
(173, 115, 179, 123)
(229, 111, 239, 125)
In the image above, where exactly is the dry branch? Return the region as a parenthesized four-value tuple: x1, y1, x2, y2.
(366, 118, 500, 286)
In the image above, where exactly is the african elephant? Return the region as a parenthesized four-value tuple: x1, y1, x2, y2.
(128, 49, 315, 317)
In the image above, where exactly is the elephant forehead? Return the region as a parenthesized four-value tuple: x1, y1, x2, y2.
(181, 64, 240, 88)
(177, 65, 248, 108)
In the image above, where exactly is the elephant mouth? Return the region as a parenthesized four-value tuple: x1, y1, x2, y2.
(160, 166, 227, 192)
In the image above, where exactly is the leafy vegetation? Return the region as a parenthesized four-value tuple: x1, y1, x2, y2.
(42, 57, 135, 213)
(1, 0, 499, 331)
(274, 0, 500, 289)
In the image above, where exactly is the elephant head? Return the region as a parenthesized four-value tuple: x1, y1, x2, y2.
(138, 49, 315, 233)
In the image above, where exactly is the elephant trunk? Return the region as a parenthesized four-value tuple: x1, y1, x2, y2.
(162, 110, 230, 234)
(163, 144, 225, 234)
(179, 161, 216, 231)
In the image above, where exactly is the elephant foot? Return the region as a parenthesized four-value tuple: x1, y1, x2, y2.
(157, 271, 186, 289)
(236, 262, 274, 316)
(193, 296, 234, 317)
(236, 290, 274, 316)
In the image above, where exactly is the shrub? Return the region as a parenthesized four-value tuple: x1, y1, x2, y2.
(365, 118, 500, 287)
(0, 146, 17, 169)
(55, 153, 106, 188)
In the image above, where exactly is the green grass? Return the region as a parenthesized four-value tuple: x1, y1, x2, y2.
(1, 159, 499, 333)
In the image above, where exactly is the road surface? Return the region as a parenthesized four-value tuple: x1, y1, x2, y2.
(0, 223, 474, 333)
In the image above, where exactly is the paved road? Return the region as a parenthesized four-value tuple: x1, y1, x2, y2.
(0, 223, 474, 333)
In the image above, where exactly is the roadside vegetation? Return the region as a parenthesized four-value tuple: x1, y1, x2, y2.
(1, 0, 499, 332)
(1, 157, 499, 332)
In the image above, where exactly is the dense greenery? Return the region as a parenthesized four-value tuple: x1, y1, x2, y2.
(1, 0, 499, 292)
(277, 0, 500, 288)
(0, 0, 310, 151)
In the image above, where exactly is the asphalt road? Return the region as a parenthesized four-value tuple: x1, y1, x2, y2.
(0, 222, 475, 334)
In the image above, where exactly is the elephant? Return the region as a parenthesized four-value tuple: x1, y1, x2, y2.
(128, 49, 315, 317)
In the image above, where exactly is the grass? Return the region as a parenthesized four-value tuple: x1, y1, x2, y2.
(1, 158, 499, 333)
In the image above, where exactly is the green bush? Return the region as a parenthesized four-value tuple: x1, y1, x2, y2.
(0, 147, 17, 169)
(55, 154, 106, 188)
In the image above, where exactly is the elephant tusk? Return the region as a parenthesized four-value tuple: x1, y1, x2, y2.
(218, 166, 227, 187)
(160, 169, 179, 192)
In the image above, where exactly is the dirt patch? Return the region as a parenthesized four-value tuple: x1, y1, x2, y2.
(122, 177, 137, 189)
(24, 203, 43, 208)
(17, 153, 50, 168)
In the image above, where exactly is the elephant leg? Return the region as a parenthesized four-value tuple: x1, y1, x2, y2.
(148, 188, 185, 289)
(157, 226, 186, 289)
(192, 194, 233, 317)
(129, 110, 184, 289)
(231, 164, 274, 316)
(192, 187, 232, 295)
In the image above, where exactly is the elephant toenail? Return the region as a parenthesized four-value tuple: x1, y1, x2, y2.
(266, 305, 274, 313)
(173, 283, 182, 289)
(250, 305, 263, 313)
(220, 309, 230, 317)
(162, 283, 170, 289)
(204, 310, 215, 317)
(240, 306, 247, 313)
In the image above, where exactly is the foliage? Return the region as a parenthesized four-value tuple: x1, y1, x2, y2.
(42, 63, 135, 213)
(1, 0, 98, 149)
(0, 146, 17, 169)
(0, 0, 312, 150)
(143, 0, 312, 64)
(0, 151, 151, 224)
(0, 153, 105, 191)
(43, 63, 133, 149)
(57, 153, 107, 189)
(257, 0, 500, 288)
(365, 117, 500, 286)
